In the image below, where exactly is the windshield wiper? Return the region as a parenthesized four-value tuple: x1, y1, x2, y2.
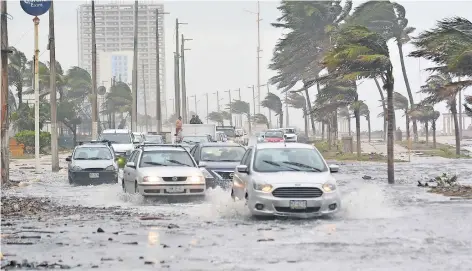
(262, 160, 300, 171)
(166, 159, 191, 167)
(218, 159, 240, 162)
(74, 158, 86, 160)
(281, 161, 323, 172)
(144, 161, 167, 166)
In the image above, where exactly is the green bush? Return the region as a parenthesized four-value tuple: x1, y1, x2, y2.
(15, 130, 51, 154)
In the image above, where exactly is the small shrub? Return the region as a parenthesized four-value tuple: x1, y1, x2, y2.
(15, 130, 51, 154)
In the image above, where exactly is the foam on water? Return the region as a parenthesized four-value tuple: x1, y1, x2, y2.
(341, 183, 402, 219)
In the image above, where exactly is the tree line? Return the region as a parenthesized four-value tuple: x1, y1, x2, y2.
(267, 0, 472, 184)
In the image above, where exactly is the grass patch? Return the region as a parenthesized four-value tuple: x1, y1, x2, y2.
(397, 140, 470, 158)
(314, 140, 405, 162)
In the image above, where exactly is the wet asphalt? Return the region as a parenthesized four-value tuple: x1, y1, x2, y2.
(1, 156, 472, 270)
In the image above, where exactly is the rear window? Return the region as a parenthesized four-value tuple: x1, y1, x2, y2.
(265, 131, 283, 138)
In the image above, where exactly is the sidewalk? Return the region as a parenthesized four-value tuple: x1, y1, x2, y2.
(360, 140, 410, 161)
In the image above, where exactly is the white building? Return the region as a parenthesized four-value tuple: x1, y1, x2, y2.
(77, 2, 167, 123)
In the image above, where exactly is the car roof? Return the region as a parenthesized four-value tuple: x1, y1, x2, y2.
(254, 142, 314, 150)
(140, 146, 188, 152)
(198, 142, 243, 147)
(76, 144, 111, 149)
(102, 129, 131, 134)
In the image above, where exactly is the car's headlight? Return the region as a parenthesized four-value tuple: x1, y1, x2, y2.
(105, 165, 116, 171)
(143, 176, 162, 183)
(322, 182, 336, 192)
(71, 165, 82, 171)
(253, 182, 273, 192)
(188, 175, 205, 184)
(200, 168, 214, 179)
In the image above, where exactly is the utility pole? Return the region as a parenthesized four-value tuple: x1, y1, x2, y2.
(181, 34, 192, 123)
(33, 16, 40, 173)
(190, 95, 198, 115)
(141, 63, 148, 132)
(256, 0, 261, 114)
(155, 9, 169, 133)
(173, 52, 180, 118)
(234, 88, 241, 127)
(285, 91, 289, 127)
(1, 0, 10, 184)
(205, 93, 209, 123)
(248, 85, 256, 116)
(131, 0, 138, 132)
(91, 0, 98, 139)
(459, 88, 463, 139)
(49, 1, 59, 171)
(214, 91, 220, 112)
(266, 84, 272, 127)
(226, 90, 233, 126)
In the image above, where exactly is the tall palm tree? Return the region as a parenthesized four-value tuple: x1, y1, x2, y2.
(7, 47, 28, 107)
(465, 95, 472, 116)
(358, 102, 371, 142)
(419, 73, 461, 155)
(228, 100, 251, 134)
(261, 93, 283, 128)
(393, 92, 410, 139)
(285, 92, 308, 136)
(348, 1, 418, 141)
(338, 107, 351, 136)
(320, 25, 395, 184)
(252, 114, 269, 129)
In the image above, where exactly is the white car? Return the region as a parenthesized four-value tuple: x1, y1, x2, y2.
(231, 143, 341, 218)
(99, 129, 138, 158)
(280, 128, 298, 142)
(122, 144, 206, 197)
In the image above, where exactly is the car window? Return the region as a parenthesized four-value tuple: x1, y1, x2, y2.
(264, 131, 283, 138)
(243, 149, 253, 167)
(200, 146, 246, 162)
(99, 133, 132, 144)
(128, 150, 138, 163)
(182, 136, 209, 144)
(146, 135, 163, 143)
(73, 147, 113, 160)
(253, 148, 328, 172)
(240, 149, 250, 165)
(140, 150, 195, 167)
(132, 150, 141, 165)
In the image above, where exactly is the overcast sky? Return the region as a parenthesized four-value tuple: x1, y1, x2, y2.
(6, 0, 472, 131)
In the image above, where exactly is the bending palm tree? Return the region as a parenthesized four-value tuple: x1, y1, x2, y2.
(261, 93, 283, 128)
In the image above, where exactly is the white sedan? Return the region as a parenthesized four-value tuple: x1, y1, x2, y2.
(231, 143, 341, 218)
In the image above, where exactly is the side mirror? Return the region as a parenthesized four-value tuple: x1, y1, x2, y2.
(236, 165, 249, 173)
(329, 164, 339, 173)
(65, 156, 72, 162)
(126, 162, 136, 168)
(198, 161, 207, 168)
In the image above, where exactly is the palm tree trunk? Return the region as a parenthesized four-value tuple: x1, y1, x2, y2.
(354, 109, 361, 159)
(304, 83, 315, 135)
(405, 111, 410, 141)
(425, 122, 429, 145)
(374, 78, 387, 141)
(327, 122, 331, 148)
(385, 70, 395, 184)
(397, 41, 418, 143)
(303, 108, 308, 137)
(279, 111, 284, 128)
(321, 123, 325, 140)
(333, 112, 338, 149)
(247, 113, 252, 134)
(432, 120, 437, 149)
(367, 115, 371, 143)
(348, 116, 351, 136)
(17, 84, 23, 106)
(451, 98, 460, 156)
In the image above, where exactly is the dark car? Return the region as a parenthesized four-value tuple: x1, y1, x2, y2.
(190, 142, 246, 188)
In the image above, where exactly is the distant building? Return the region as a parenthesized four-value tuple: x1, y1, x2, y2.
(77, 2, 167, 123)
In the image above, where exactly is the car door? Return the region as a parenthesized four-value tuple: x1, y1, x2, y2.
(232, 148, 252, 199)
(124, 150, 138, 185)
(128, 150, 141, 184)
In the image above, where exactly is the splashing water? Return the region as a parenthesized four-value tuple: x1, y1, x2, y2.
(341, 183, 402, 219)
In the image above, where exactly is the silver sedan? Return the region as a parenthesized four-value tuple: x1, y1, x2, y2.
(231, 143, 341, 218)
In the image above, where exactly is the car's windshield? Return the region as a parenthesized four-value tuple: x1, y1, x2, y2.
(200, 146, 246, 162)
(146, 135, 163, 143)
(140, 150, 195, 167)
(253, 148, 327, 172)
(99, 133, 132, 144)
(134, 134, 144, 142)
(182, 136, 208, 144)
(264, 131, 283, 138)
(218, 129, 235, 137)
(73, 147, 113, 160)
(283, 128, 295, 134)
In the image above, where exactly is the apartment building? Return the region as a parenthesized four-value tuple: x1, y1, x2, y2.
(77, 2, 166, 120)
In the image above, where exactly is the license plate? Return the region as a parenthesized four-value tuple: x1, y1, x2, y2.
(289, 200, 307, 209)
(89, 173, 99, 178)
(166, 187, 185, 193)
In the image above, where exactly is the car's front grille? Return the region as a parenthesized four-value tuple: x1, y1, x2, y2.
(84, 168, 105, 171)
(272, 187, 323, 198)
(275, 206, 321, 213)
(213, 171, 233, 180)
(162, 177, 187, 182)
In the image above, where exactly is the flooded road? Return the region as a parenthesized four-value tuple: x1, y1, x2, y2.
(2, 157, 472, 270)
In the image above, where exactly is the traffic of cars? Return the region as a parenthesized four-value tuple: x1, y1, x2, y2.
(65, 126, 341, 218)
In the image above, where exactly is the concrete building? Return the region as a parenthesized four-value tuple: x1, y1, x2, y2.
(77, 2, 167, 124)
